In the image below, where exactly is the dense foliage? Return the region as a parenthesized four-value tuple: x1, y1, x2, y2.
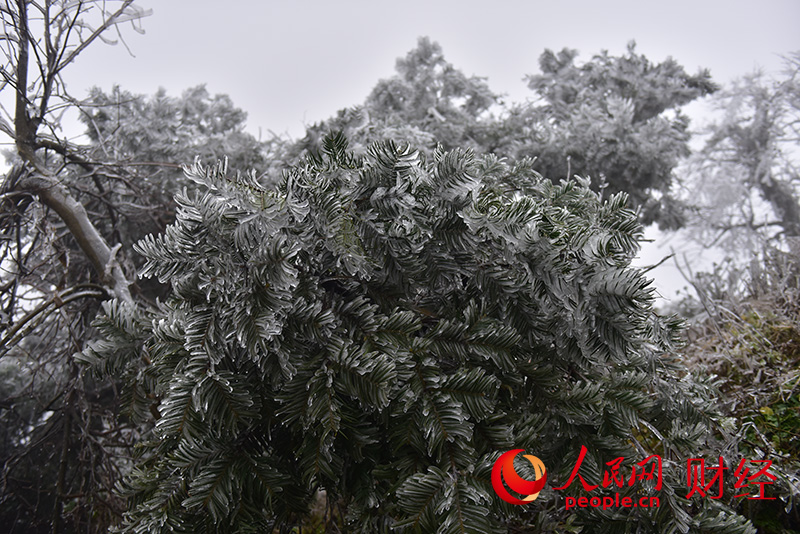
(81, 134, 754, 533)
(511, 44, 717, 227)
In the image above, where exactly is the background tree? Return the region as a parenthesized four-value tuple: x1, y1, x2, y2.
(0, 3, 156, 532)
(77, 85, 269, 270)
(364, 36, 498, 151)
(292, 37, 499, 164)
(295, 40, 716, 231)
(500, 43, 717, 227)
(680, 54, 800, 256)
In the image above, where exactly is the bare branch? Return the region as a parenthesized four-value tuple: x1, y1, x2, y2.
(8, 163, 133, 303)
(0, 284, 107, 359)
(54, 1, 150, 75)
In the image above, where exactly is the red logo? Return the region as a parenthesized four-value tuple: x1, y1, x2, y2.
(492, 449, 547, 504)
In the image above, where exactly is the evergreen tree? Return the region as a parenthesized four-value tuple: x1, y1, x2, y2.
(365, 37, 498, 152)
(82, 134, 754, 533)
(296, 40, 716, 230)
(503, 43, 717, 227)
(292, 37, 498, 164)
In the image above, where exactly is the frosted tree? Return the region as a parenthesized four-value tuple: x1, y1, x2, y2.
(83, 134, 755, 533)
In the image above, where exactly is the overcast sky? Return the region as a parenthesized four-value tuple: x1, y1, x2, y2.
(18, 0, 800, 302)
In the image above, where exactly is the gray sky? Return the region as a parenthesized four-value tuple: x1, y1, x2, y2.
(17, 0, 800, 302)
